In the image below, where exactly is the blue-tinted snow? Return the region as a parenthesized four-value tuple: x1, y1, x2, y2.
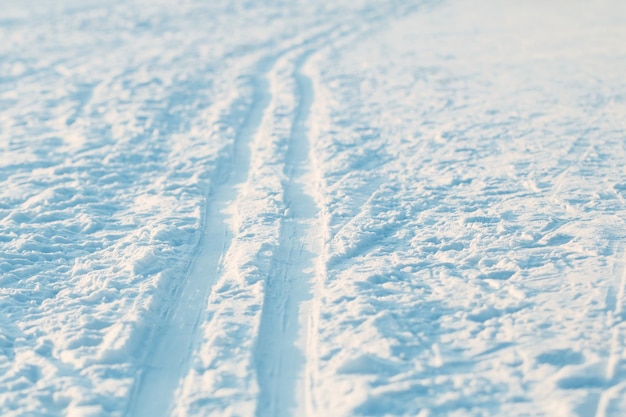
(1, 0, 626, 416)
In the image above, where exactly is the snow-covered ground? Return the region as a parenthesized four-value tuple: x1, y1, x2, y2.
(1, 0, 626, 416)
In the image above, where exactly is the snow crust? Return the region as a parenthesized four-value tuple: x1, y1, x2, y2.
(1, 0, 626, 416)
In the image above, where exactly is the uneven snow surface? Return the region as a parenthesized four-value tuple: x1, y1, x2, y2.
(2, 0, 626, 416)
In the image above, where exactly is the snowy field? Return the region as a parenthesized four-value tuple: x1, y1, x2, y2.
(2, 0, 626, 416)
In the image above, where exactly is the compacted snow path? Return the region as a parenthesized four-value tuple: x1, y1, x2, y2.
(253, 51, 322, 417)
(128, 35, 329, 417)
(2, 0, 626, 416)
(125, 53, 273, 417)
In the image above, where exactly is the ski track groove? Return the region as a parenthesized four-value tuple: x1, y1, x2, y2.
(252, 6, 424, 416)
(251, 8, 412, 414)
(124, 62, 273, 417)
(253, 50, 321, 417)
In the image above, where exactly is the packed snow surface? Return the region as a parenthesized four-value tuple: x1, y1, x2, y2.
(2, 0, 626, 416)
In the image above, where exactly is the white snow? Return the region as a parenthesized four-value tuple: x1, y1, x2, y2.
(1, 0, 626, 416)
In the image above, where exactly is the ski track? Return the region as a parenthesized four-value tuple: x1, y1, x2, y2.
(161, 9, 409, 416)
(126, 22, 352, 417)
(252, 9, 414, 414)
(253, 51, 321, 417)
(125, 64, 273, 417)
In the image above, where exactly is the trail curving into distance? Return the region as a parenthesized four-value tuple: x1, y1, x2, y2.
(125, 24, 351, 416)
(126, 6, 426, 416)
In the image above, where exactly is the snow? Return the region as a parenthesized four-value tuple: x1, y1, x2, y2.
(1, 0, 626, 416)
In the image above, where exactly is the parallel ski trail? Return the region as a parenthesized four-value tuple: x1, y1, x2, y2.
(254, 53, 322, 417)
(252, 8, 423, 415)
(127, 6, 420, 416)
(125, 68, 272, 417)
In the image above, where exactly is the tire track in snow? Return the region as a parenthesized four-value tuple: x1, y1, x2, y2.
(253, 52, 323, 417)
(125, 67, 273, 417)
